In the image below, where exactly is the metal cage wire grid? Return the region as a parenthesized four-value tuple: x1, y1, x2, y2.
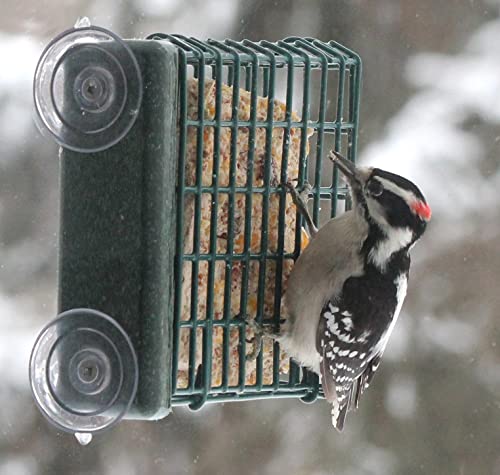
(148, 34, 362, 410)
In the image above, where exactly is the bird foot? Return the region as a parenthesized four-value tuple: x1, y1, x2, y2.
(245, 319, 281, 361)
(284, 180, 318, 238)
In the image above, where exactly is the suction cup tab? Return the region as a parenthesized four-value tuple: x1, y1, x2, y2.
(33, 26, 142, 153)
(29, 308, 138, 434)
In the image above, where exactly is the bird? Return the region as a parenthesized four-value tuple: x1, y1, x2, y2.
(280, 150, 431, 431)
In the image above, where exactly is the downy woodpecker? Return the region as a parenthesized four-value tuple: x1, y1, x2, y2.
(282, 151, 431, 431)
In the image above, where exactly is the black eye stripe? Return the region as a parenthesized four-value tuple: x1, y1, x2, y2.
(375, 188, 422, 228)
(379, 189, 405, 203)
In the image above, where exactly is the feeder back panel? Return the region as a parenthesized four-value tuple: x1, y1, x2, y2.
(59, 41, 178, 420)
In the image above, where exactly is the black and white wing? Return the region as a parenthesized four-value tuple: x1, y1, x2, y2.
(317, 270, 408, 430)
(317, 300, 388, 431)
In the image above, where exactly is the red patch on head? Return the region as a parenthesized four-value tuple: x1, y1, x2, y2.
(411, 200, 432, 221)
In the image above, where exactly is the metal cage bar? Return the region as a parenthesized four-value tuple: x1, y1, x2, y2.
(147, 34, 362, 409)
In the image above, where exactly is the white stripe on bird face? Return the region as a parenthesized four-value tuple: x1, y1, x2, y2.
(374, 176, 418, 207)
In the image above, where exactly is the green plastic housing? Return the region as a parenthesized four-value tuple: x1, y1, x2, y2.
(59, 40, 178, 419)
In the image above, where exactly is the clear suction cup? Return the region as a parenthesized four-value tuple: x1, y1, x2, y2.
(33, 26, 142, 153)
(29, 308, 138, 434)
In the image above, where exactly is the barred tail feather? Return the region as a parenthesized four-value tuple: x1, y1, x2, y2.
(331, 400, 349, 431)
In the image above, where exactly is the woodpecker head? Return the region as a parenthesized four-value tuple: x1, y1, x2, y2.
(330, 151, 431, 252)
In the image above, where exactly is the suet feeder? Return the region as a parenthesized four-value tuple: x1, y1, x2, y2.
(29, 24, 362, 435)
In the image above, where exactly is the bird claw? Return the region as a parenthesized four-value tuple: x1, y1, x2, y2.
(285, 180, 312, 208)
(245, 319, 281, 361)
(245, 319, 264, 361)
(284, 180, 318, 238)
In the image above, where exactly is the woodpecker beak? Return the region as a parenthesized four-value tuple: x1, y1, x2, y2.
(328, 151, 363, 188)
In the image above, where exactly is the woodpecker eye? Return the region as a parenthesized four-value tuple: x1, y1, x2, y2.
(367, 179, 383, 197)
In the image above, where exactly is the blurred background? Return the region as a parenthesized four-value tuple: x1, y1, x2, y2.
(1, 0, 500, 474)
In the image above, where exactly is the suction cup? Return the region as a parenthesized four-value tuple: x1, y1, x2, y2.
(33, 26, 142, 153)
(29, 308, 138, 434)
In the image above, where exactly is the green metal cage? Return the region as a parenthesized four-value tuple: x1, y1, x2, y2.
(146, 34, 363, 411)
